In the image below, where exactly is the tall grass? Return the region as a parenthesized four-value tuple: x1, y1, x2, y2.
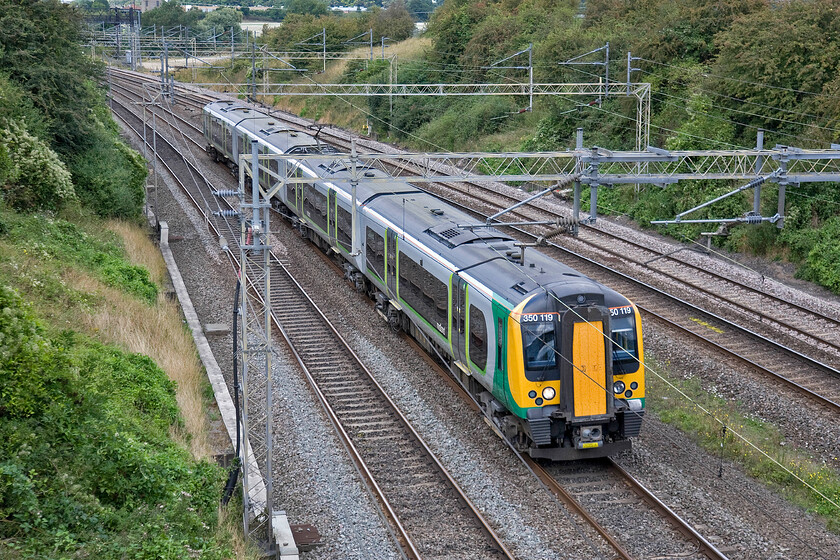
(65, 222, 212, 460)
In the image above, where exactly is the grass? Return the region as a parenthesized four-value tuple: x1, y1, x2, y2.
(0, 209, 260, 558)
(645, 357, 840, 532)
(0, 213, 211, 459)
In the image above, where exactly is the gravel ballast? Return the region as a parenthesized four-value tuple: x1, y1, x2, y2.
(113, 84, 840, 559)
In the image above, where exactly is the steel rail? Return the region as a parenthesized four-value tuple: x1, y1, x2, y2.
(637, 304, 840, 414)
(111, 85, 424, 560)
(269, 116, 840, 410)
(110, 72, 515, 560)
(268, 278, 422, 559)
(317, 126, 840, 360)
(111, 72, 730, 559)
(522, 456, 635, 560)
(570, 226, 840, 355)
(266, 254, 516, 560)
(606, 459, 729, 560)
(109, 97, 230, 240)
(109, 80, 207, 145)
(409, 331, 722, 560)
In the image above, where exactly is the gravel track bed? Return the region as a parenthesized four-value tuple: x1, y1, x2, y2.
(114, 75, 840, 557)
(117, 119, 403, 559)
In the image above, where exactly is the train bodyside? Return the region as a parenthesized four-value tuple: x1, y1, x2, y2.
(203, 101, 645, 460)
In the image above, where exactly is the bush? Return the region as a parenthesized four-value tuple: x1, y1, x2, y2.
(0, 120, 76, 212)
(69, 126, 147, 220)
(3, 212, 158, 304)
(0, 286, 68, 418)
(414, 97, 520, 149)
(795, 216, 840, 293)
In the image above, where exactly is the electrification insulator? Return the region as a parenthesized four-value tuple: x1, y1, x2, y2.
(214, 210, 240, 217)
(744, 214, 763, 224)
(214, 190, 240, 198)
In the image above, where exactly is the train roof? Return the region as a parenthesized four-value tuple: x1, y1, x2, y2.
(205, 100, 326, 154)
(205, 101, 628, 308)
(355, 183, 620, 306)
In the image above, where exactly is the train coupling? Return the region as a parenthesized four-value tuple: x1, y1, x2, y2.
(574, 424, 604, 450)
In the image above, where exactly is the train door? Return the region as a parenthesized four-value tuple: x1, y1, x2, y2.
(451, 275, 467, 365)
(328, 190, 337, 246)
(559, 306, 613, 420)
(386, 229, 397, 299)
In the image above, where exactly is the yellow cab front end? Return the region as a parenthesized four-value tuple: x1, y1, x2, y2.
(504, 287, 645, 460)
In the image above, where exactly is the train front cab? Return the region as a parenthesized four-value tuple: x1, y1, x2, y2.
(505, 289, 645, 460)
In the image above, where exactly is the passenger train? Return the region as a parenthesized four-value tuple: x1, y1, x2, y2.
(203, 100, 645, 460)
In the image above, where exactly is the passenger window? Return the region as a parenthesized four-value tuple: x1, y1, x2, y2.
(523, 322, 556, 370)
(303, 185, 327, 231)
(611, 315, 639, 374)
(398, 251, 448, 337)
(469, 305, 487, 370)
(336, 204, 352, 248)
(366, 228, 385, 280)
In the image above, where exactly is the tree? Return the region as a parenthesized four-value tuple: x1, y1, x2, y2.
(407, 0, 436, 22)
(0, 0, 103, 152)
(285, 0, 329, 17)
(140, 0, 203, 29)
(0, 120, 76, 212)
(712, 0, 840, 140)
(374, 0, 415, 41)
(194, 7, 242, 35)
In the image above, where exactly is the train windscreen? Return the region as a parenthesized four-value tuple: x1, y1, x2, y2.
(610, 314, 639, 374)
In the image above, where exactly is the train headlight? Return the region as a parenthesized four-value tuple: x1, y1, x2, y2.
(613, 380, 626, 394)
(542, 387, 556, 401)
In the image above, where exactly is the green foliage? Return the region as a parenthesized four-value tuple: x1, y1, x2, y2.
(712, 0, 840, 141)
(0, 0, 104, 153)
(70, 127, 147, 219)
(414, 96, 517, 150)
(264, 12, 367, 51)
(141, 0, 204, 28)
(2, 212, 158, 304)
(373, 0, 415, 42)
(408, 0, 436, 21)
(0, 287, 229, 557)
(0, 0, 147, 220)
(0, 286, 66, 418)
(426, 0, 485, 66)
(285, 0, 330, 17)
(193, 7, 243, 36)
(0, 119, 77, 213)
(0, 73, 48, 140)
(417, 0, 840, 293)
(648, 360, 840, 530)
(793, 216, 840, 292)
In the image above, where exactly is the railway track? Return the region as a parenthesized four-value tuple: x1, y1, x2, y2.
(106, 68, 830, 558)
(248, 108, 840, 414)
(268, 254, 515, 560)
(532, 457, 730, 560)
(424, 338, 730, 560)
(109, 68, 518, 560)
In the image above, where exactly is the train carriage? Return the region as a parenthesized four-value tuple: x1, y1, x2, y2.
(204, 100, 645, 460)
